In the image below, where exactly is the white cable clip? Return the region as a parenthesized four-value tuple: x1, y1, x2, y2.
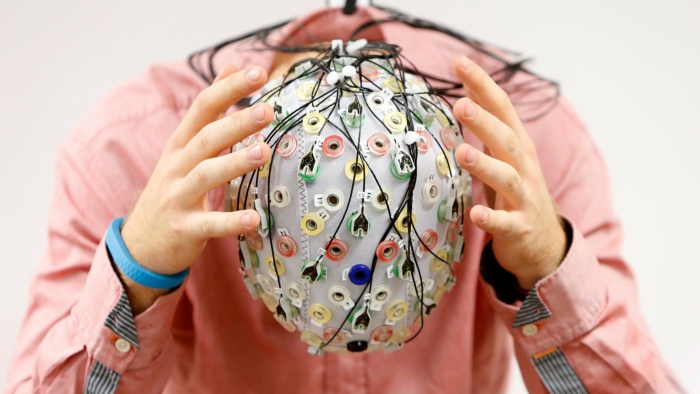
(254, 198, 269, 235)
(409, 93, 435, 125)
(346, 38, 368, 56)
(295, 61, 313, 76)
(331, 39, 344, 55)
(239, 240, 254, 270)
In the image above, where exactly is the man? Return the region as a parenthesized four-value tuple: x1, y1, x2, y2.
(4, 6, 680, 394)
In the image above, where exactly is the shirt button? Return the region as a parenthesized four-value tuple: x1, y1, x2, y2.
(115, 338, 131, 353)
(521, 324, 539, 336)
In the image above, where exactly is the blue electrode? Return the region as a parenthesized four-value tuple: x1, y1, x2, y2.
(348, 264, 371, 285)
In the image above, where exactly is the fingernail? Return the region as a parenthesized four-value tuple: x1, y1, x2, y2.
(463, 146, 478, 165)
(250, 104, 265, 121)
(247, 143, 262, 160)
(245, 67, 261, 82)
(240, 212, 253, 228)
(463, 99, 476, 118)
(460, 56, 473, 71)
(480, 209, 488, 223)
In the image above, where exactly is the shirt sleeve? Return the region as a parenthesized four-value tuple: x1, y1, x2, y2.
(476, 100, 684, 394)
(4, 136, 183, 394)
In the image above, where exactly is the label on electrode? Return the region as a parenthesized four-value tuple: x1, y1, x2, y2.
(317, 209, 330, 220)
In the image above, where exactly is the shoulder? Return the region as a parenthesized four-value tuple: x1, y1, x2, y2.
(58, 58, 208, 210)
(68, 59, 207, 151)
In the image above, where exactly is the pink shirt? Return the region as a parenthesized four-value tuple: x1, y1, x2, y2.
(4, 6, 682, 394)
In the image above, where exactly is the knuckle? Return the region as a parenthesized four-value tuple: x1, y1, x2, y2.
(505, 172, 523, 194)
(503, 135, 520, 157)
(161, 160, 180, 180)
(228, 154, 243, 175)
(223, 74, 246, 99)
(193, 165, 209, 187)
(494, 87, 511, 108)
(229, 110, 246, 133)
(518, 221, 534, 238)
(195, 128, 211, 152)
(171, 215, 189, 238)
(475, 69, 490, 89)
(522, 194, 538, 210)
(160, 188, 178, 209)
(522, 139, 538, 158)
(194, 89, 212, 111)
(227, 215, 242, 235)
(196, 218, 212, 239)
(210, 159, 228, 183)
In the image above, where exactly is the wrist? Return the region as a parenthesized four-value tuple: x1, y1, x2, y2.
(120, 215, 168, 275)
(117, 269, 170, 316)
(514, 215, 569, 290)
(105, 239, 170, 316)
(107, 217, 188, 290)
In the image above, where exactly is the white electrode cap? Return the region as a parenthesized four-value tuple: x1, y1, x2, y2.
(342, 65, 357, 79)
(404, 131, 419, 145)
(327, 71, 341, 85)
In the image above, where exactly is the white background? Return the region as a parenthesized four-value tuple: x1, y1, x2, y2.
(1, 1, 698, 392)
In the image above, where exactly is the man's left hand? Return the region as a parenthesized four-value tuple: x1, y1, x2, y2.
(451, 55, 568, 291)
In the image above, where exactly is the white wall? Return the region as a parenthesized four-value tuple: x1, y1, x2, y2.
(1, 1, 698, 392)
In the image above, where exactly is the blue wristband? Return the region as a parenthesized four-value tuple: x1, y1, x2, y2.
(106, 217, 189, 290)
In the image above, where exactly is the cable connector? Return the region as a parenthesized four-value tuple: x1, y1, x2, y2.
(390, 138, 415, 179)
(350, 302, 372, 334)
(298, 138, 322, 181)
(295, 60, 313, 76)
(346, 38, 368, 56)
(331, 39, 344, 55)
(254, 198, 270, 235)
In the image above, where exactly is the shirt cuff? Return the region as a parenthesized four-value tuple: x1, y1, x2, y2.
(479, 213, 608, 355)
(71, 229, 185, 374)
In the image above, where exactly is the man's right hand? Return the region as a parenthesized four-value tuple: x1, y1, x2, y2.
(117, 65, 273, 314)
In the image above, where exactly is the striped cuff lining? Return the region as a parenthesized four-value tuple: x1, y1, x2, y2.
(513, 287, 551, 328)
(532, 347, 588, 394)
(104, 291, 139, 348)
(84, 360, 120, 394)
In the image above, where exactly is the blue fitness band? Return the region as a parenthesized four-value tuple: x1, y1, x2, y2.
(106, 217, 189, 290)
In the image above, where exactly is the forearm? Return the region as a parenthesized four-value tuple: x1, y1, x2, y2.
(107, 229, 170, 316)
(114, 270, 170, 316)
(481, 215, 681, 393)
(7, 233, 182, 394)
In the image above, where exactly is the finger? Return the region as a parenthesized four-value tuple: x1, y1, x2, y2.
(181, 142, 271, 204)
(169, 66, 268, 149)
(482, 147, 497, 209)
(463, 85, 482, 108)
(180, 102, 273, 168)
(469, 205, 522, 239)
(455, 143, 525, 207)
(185, 209, 261, 239)
(453, 97, 526, 171)
(213, 64, 238, 83)
(211, 65, 241, 122)
(454, 56, 525, 138)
